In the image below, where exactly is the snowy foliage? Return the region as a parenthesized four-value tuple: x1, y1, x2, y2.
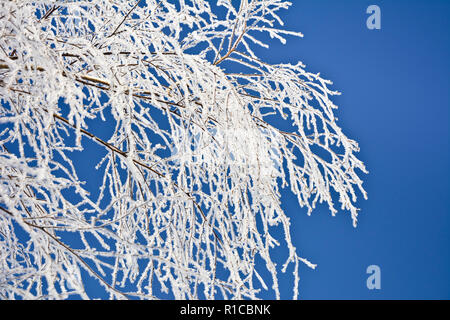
(0, 0, 367, 299)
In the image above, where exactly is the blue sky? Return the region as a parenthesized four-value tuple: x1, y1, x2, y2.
(258, 0, 450, 299)
(2, 0, 449, 300)
(50, 0, 450, 300)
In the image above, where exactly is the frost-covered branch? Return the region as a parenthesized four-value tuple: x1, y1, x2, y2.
(0, 0, 367, 300)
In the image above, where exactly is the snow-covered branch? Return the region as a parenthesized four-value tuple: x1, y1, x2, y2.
(0, 0, 367, 299)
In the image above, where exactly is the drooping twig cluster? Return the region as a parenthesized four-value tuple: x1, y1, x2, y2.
(0, 0, 367, 299)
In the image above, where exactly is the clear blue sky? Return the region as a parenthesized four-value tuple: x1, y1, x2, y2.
(6, 0, 448, 300)
(256, 0, 450, 299)
(77, 0, 449, 300)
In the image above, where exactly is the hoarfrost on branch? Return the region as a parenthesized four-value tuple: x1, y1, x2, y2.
(0, 0, 367, 299)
